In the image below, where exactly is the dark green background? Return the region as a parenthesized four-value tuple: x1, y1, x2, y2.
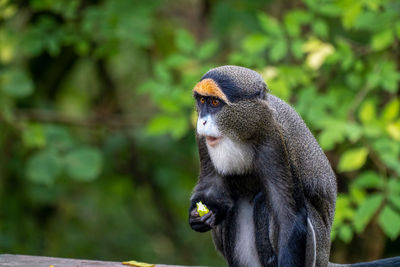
(0, 0, 399, 266)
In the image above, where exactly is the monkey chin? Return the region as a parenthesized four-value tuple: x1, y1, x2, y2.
(205, 136, 222, 147)
(206, 137, 254, 176)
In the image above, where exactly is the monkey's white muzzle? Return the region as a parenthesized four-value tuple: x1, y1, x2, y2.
(197, 114, 221, 139)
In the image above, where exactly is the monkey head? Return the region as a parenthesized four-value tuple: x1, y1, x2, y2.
(193, 65, 270, 175)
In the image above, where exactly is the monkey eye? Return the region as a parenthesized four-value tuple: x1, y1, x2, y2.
(200, 97, 205, 104)
(211, 99, 220, 107)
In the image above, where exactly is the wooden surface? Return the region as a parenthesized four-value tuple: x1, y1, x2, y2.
(0, 254, 204, 267)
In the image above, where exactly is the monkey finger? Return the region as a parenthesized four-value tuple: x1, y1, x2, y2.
(206, 213, 217, 228)
(199, 211, 217, 228)
(189, 214, 206, 225)
(190, 208, 200, 218)
(198, 210, 213, 223)
(189, 214, 204, 224)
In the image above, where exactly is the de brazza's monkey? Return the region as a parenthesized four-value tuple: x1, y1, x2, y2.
(189, 65, 335, 267)
(188, 66, 400, 267)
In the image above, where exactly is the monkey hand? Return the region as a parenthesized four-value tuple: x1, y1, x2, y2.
(189, 206, 217, 232)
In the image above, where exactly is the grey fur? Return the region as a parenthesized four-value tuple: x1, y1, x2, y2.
(267, 93, 336, 266)
(190, 65, 400, 267)
(307, 218, 317, 267)
(203, 65, 268, 94)
(190, 65, 336, 267)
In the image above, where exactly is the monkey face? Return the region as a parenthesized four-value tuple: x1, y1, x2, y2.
(193, 88, 258, 175)
(194, 92, 226, 147)
(192, 66, 271, 175)
(193, 80, 269, 143)
(193, 92, 256, 175)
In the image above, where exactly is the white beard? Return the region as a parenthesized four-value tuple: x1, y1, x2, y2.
(207, 137, 254, 175)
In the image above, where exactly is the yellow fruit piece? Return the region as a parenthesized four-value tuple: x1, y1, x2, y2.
(196, 201, 209, 217)
(122, 260, 155, 267)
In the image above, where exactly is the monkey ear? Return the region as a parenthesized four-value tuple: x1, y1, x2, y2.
(305, 218, 317, 267)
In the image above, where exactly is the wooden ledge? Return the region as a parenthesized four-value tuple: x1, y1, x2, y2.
(0, 254, 203, 267)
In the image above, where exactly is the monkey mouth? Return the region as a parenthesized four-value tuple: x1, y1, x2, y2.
(206, 136, 222, 147)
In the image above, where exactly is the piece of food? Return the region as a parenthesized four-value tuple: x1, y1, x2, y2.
(196, 201, 209, 216)
(122, 260, 155, 267)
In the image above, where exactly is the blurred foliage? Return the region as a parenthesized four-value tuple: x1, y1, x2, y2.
(0, 0, 399, 265)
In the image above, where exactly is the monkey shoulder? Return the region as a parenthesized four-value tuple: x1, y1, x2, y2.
(266, 94, 337, 203)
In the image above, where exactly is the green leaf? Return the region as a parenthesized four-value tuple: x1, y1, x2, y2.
(0, 68, 34, 98)
(371, 29, 394, 51)
(378, 206, 400, 240)
(363, 123, 383, 138)
(386, 121, 400, 141)
(380, 61, 400, 93)
(147, 115, 175, 135)
(303, 0, 341, 17)
(349, 186, 366, 205)
(290, 39, 304, 59)
(170, 116, 189, 139)
(312, 20, 328, 38)
(22, 124, 46, 149)
(268, 78, 290, 101)
(342, 2, 362, 29)
(335, 40, 354, 70)
(146, 115, 188, 139)
(176, 29, 196, 54)
(258, 13, 283, 36)
(159, 99, 181, 113)
(165, 54, 188, 68)
(197, 40, 218, 60)
(338, 147, 368, 172)
(26, 149, 62, 185)
(242, 34, 269, 54)
(339, 224, 353, 243)
(382, 98, 400, 122)
(388, 179, 400, 196)
(389, 195, 400, 211)
(346, 73, 362, 90)
(269, 39, 287, 62)
(358, 100, 376, 124)
(154, 63, 171, 84)
(318, 127, 345, 150)
(335, 195, 354, 223)
(352, 171, 384, 189)
(373, 139, 400, 175)
(65, 147, 103, 181)
(396, 21, 400, 39)
(344, 124, 363, 143)
(44, 125, 74, 151)
(284, 9, 312, 37)
(330, 227, 338, 241)
(354, 194, 383, 233)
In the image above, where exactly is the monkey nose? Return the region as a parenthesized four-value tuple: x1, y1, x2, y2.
(202, 120, 207, 125)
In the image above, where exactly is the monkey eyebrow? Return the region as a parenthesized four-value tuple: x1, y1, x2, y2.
(193, 78, 231, 104)
(193, 92, 204, 99)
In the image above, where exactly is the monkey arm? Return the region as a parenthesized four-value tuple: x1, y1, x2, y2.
(189, 171, 233, 232)
(256, 130, 308, 267)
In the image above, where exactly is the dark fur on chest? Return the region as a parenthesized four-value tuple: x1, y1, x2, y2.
(223, 173, 262, 200)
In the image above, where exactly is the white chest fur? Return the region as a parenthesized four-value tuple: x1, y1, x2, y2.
(234, 199, 262, 267)
(207, 137, 254, 175)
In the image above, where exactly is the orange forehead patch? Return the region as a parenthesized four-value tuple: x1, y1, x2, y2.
(193, 78, 230, 103)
